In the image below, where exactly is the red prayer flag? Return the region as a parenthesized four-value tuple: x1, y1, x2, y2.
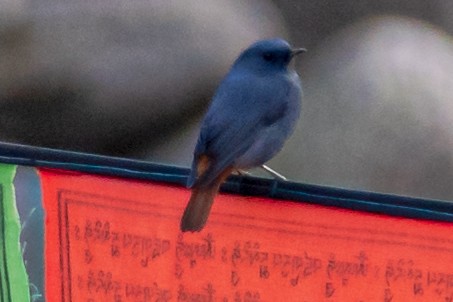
(40, 168, 453, 301)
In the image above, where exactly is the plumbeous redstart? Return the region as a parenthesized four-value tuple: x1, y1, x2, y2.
(181, 38, 305, 232)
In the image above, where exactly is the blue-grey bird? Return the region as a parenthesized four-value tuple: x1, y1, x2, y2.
(181, 38, 305, 232)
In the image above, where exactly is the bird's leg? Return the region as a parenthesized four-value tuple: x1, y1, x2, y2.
(234, 169, 252, 176)
(261, 165, 287, 181)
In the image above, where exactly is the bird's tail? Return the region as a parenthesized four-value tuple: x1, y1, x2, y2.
(180, 167, 232, 232)
(180, 184, 219, 232)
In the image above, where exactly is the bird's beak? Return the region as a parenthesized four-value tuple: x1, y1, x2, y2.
(291, 48, 307, 57)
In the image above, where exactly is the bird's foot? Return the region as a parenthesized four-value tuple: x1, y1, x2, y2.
(235, 169, 252, 176)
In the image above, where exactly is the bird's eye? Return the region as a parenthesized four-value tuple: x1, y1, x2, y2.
(263, 52, 274, 61)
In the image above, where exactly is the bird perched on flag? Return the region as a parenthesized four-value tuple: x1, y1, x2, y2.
(181, 38, 305, 232)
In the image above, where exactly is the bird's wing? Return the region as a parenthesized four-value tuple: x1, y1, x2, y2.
(187, 74, 294, 188)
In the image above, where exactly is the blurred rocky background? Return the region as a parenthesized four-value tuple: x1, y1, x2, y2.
(2, 0, 453, 201)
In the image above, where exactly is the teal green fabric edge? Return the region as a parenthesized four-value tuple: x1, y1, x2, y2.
(0, 164, 30, 302)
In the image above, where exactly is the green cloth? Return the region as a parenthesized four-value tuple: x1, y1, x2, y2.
(0, 164, 30, 301)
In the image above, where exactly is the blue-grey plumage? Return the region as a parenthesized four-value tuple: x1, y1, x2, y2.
(181, 38, 304, 232)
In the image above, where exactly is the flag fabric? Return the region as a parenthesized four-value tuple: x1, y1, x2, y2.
(0, 143, 453, 301)
(39, 168, 453, 301)
(0, 164, 30, 302)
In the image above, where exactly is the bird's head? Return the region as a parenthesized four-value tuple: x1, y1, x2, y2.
(233, 38, 306, 74)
